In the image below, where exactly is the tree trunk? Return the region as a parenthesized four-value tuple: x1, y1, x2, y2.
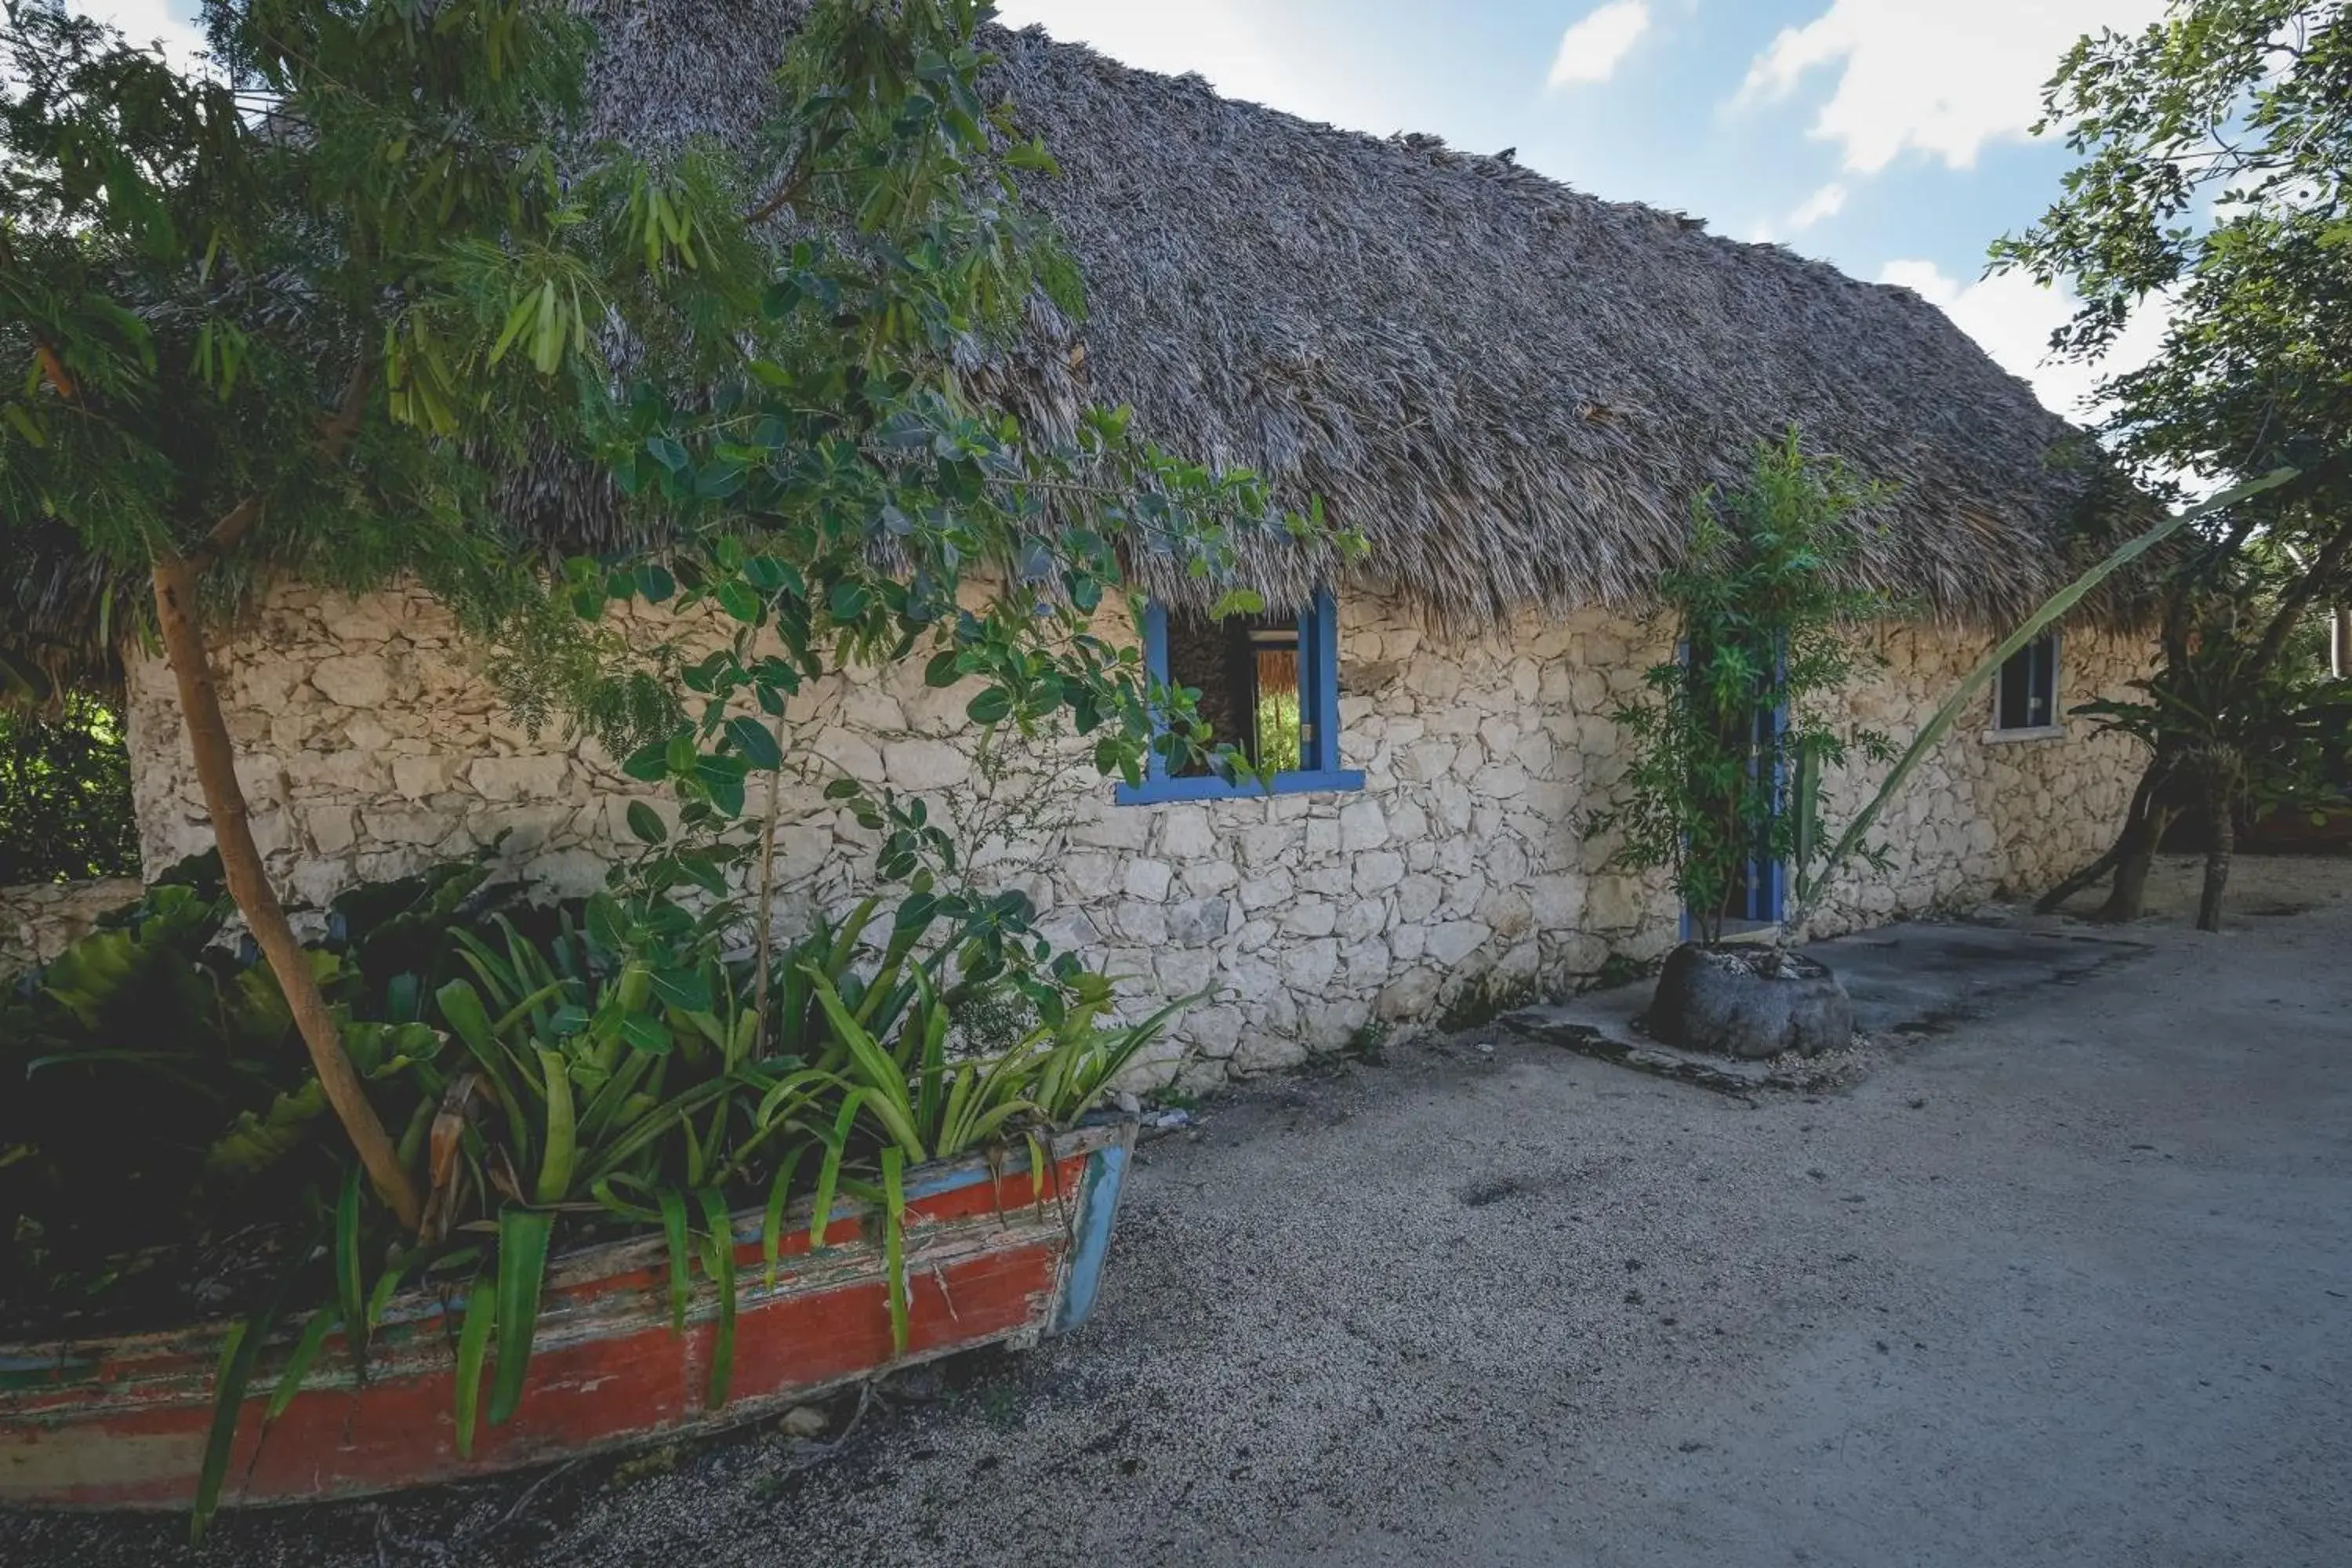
(2096, 800, 2178, 924)
(2195, 755, 2238, 933)
(2038, 759, 2159, 913)
(151, 554, 424, 1230)
(2035, 836, 2129, 913)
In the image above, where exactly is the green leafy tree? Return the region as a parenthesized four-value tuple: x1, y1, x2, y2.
(1993, 0, 2352, 927)
(1585, 433, 1895, 946)
(2, 0, 1335, 1226)
(0, 696, 139, 883)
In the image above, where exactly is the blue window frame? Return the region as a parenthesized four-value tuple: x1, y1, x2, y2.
(1114, 588, 1365, 804)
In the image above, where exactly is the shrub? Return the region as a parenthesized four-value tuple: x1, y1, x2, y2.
(1584, 432, 1896, 944)
(0, 696, 139, 884)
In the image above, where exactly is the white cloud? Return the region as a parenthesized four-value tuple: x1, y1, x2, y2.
(1786, 180, 1847, 230)
(1738, 0, 2171, 173)
(992, 0, 1370, 129)
(72, 0, 208, 71)
(1878, 258, 2172, 421)
(1548, 1, 1652, 88)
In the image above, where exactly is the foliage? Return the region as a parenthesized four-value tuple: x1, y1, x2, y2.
(3, 0, 1338, 1210)
(4, 0, 1285, 1528)
(1584, 432, 1895, 945)
(1991, 1, 2352, 924)
(2073, 550, 2352, 829)
(532, 0, 1359, 905)
(2, 842, 1170, 1532)
(0, 695, 139, 884)
(0, 848, 528, 1310)
(1795, 463, 2310, 933)
(1992, 0, 2352, 493)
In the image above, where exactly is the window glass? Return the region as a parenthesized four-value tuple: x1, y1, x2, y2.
(1162, 606, 1306, 775)
(1115, 590, 1360, 804)
(1995, 634, 2058, 730)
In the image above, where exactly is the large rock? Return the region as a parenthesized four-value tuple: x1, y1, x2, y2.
(1646, 942, 1853, 1059)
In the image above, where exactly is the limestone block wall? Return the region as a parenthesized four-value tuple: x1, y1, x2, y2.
(122, 585, 2151, 1087)
(0, 877, 145, 972)
(1799, 622, 2151, 937)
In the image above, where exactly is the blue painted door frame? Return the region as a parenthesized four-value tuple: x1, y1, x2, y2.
(1677, 641, 1791, 939)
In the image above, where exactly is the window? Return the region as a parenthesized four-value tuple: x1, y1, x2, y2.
(1991, 633, 2062, 735)
(1114, 589, 1364, 804)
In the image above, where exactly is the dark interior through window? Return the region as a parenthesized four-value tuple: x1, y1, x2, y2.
(1996, 635, 2057, 730)
(1162, 606, 1305, 775)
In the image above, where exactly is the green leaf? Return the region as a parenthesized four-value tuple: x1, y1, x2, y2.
(762, 1146, 805, 1290)
(698, 1186, 738, 1409)
(263, 1308, 339, 1428)
(452, 1281, 495, 1458)
(621, 1013, 673, 1053)
(724, 716, 782, 770)
(533, 1047, 576, 1204)
(880, 1146, 909, 1357)
(621, 742, 671, 782)
(626, 801, 669, 844)
(716, 581, 762, 623)
(966, 687, 1012, 724)
(649, 966, 713, 1011)
(923, 649, 963, 687)
(194, 1317, 260, 1542)
(808, 1091, 862, 1250)
(335, 1166, 366, 1377)
(488, 1208, 554, 1426)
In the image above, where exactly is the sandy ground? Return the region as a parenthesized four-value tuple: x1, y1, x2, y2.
(9, 854, 2350, 1567)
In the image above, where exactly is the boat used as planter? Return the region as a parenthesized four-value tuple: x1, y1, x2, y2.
(0, 1120, 1134, 1511)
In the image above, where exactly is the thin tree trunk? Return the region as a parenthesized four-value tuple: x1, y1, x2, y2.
(2038, 759, 2159, 912)
(151, 554, 423, 1230)
(749, 723, 786, 1052)
(2195, 757, 2238, 933)
(2036, 836, 2129, 913)
(2097, 800, 2178, 924)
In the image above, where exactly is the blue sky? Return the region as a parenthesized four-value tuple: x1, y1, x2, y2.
(95, 0, 2175, 417)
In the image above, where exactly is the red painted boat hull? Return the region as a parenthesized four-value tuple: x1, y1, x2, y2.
(0, 1121, 1134, 1510)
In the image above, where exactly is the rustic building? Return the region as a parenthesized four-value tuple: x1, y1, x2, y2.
(10, 5, 2154, 1087)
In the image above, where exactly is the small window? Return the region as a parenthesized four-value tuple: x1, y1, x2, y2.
(1115, 589, 1364, 804)
(1993, 633, 2061, 734)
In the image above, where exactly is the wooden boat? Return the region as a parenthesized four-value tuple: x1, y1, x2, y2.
(0, 1120, 1134, 1509)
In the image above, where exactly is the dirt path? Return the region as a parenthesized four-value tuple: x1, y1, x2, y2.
(12, 855, 2350, 1567)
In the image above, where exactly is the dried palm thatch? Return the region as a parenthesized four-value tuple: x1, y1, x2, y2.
(558, 1, 2150, 631)
(5, 1, 2145, 697)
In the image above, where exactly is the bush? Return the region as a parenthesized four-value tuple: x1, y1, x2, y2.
(1584, 432, 1896, 944)
(0, 696, 140, 884)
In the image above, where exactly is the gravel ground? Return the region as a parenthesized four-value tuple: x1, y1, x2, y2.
(9, 853, 2349, 1568)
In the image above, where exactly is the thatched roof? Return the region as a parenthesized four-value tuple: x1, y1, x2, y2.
(5, 2, 2140, 696)
(571, 1, 2138, 632)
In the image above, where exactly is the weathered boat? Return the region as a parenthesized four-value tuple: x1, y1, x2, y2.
(0, 1120, 1134, 1510)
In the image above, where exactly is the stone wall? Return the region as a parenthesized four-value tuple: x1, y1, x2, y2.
(0, 877, 144, 972)
(121, 585, 2151, 1088)
(1801, 622, 2148, 937)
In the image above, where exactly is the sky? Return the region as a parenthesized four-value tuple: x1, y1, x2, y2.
(88, 0, 2176, 422)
